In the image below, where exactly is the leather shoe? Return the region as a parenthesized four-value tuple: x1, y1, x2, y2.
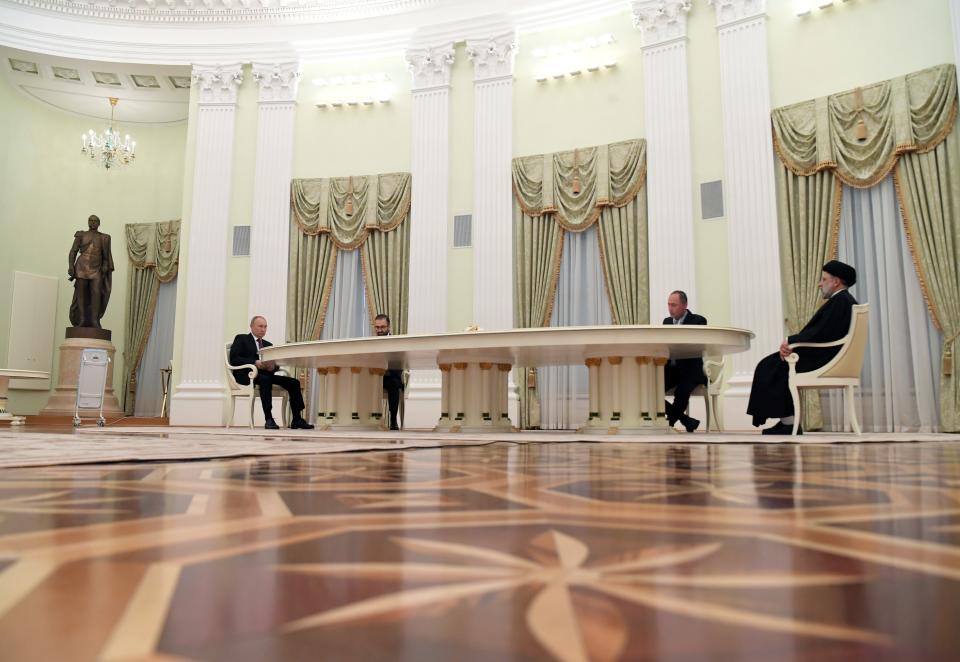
(682, 416, 700, 433)
(290, 419, 315, 430)
(264, 418, 280, 430)
(761, 421, 802, 435)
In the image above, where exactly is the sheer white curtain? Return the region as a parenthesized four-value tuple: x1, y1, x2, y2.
(321, 249, 369, 340)
(134, 279, 176, 417)
(307, 249, 369, 420)
(823, 176, 942, 432)
(538, 226, 612, 429)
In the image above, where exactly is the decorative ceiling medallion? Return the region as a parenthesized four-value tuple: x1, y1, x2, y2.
(9, 58, 39, 75)
(2, 0, 440, 24)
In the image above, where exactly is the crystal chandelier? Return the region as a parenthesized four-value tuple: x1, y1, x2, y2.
(81, 97, 136, 169)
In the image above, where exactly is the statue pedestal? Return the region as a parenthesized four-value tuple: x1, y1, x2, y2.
(40, 334, 123, 418)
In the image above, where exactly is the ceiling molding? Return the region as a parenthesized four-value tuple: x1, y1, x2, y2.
(0, 0, 440, 25)
(0, 0, 628, 65)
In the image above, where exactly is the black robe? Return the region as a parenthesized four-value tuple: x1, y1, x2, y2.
(747, 289, 858, 426)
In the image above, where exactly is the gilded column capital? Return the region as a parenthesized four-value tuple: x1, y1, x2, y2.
(191, 63, 244, 105)
(631, 1, 692, 48)
(252, 61, 302, 103)
(404, 43, 456, 90)
(465, 31, 518, 82)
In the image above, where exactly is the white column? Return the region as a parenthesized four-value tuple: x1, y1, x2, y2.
(403, 43, 455, 429)
(466, 32, 517, 331)
(171, 64, 243, 426)
(709, 0, 783, 427)
(951, 0, 960, 94)
(632, 1, 697, 317)
(248, 62, 302, 342)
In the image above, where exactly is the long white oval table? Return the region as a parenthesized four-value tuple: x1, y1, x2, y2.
(264, 325, 753, 434)
(0, 369, 50, 425)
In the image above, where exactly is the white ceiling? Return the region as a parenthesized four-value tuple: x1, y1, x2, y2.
(2, 47, 190, 123)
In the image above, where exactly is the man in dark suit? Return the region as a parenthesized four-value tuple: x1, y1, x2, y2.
(230, 315, 314, 430)
(664, 290, 706, 433)
(747, 260, 859, 435)
(374, 313, 404, 431)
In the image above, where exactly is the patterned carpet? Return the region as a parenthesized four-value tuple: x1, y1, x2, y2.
(0, 426, 956, 468)
(0, 441, 958, 660)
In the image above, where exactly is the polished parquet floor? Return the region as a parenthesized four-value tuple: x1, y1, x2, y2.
(1, 440, 959, 661)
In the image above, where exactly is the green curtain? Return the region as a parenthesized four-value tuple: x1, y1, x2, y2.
(287, 229, 337, 344)
(512, 210, 564, 429)
(772, 63, 958, 431)
(362, 219, 410, 334)
(122, 220, 180, 415)
(290, 171, 411, 355)
(597, 194, 649, 325)
(511, 138, 648, 427)
(291, 172, 411, 249)
(775, 169, 842, 430)
(895, 125, 960, 432)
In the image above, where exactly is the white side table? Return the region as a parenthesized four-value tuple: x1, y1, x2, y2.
(0, 369, 50, 425)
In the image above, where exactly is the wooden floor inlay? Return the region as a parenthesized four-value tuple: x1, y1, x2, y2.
(1, 441, 958, 660)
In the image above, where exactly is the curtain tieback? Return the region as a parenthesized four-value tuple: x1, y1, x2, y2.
(943, 330, 959, 376)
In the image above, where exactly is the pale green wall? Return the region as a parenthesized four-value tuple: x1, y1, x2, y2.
(292, 58, 411, 178)
(767, 0, 955, 109)
(447, 44, 475, 331)
(513, 11, 646, 157)
(0, 75, 186, 414)
(686, 5, 730, 326)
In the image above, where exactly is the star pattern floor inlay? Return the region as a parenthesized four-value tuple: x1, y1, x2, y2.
(0, 440, 958, 661)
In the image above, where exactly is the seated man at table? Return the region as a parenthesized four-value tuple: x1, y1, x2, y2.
(374, 313, 404, 431)
(663, 290, 706, 433)
(230, 315, 314, 430)
(747, 260, 858, 435)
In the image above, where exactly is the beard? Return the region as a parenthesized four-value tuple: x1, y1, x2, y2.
(820, 285, 832, 299)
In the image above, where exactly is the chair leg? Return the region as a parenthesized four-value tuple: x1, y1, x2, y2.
(788, 380, 802, 436)
(225, 397, 232, 429)
(714, 395, 724, 432)
(845, 385, 861, 435)
(248, 392, 255, 429)
(702, 394, 711, 433)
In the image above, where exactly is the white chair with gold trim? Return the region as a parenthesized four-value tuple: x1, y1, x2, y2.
(224, 342, 289, 428)
(667, 355, 726, 433)
(785, 303, 870, 436)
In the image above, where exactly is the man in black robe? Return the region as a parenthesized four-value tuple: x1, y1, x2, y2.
(747, 260, 859, 435)
(663, 290, 707, 433)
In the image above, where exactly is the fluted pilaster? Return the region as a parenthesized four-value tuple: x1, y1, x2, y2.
(248, 61, 302, 343)
(403, 43, 455, 428)
(709, 0, 783, 395)
(633, 1, 697, 315)
(467, 32, 516, 331)
(171, 63, 243, 425)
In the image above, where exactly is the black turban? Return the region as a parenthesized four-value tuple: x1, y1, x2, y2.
(822, 260, 856, 286)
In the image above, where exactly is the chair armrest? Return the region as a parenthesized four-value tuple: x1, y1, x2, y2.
(227, 362, 259, 382)
(702, 359, 725, 387)
(789, 338, 847, 350)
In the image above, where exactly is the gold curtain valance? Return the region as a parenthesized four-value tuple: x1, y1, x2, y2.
(512, 139, 647, 231)
(772, 63, 957, 188)
(291, 172, 411, 250)
(124, 220, 181, 282)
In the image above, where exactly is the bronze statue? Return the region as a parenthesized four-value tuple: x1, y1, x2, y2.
(68, 215, 114, 328)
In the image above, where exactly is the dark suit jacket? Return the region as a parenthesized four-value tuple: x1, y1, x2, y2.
(229, 333, 275, 385)
(788, 289, 858, 371)
(663, 311, 707, 381)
